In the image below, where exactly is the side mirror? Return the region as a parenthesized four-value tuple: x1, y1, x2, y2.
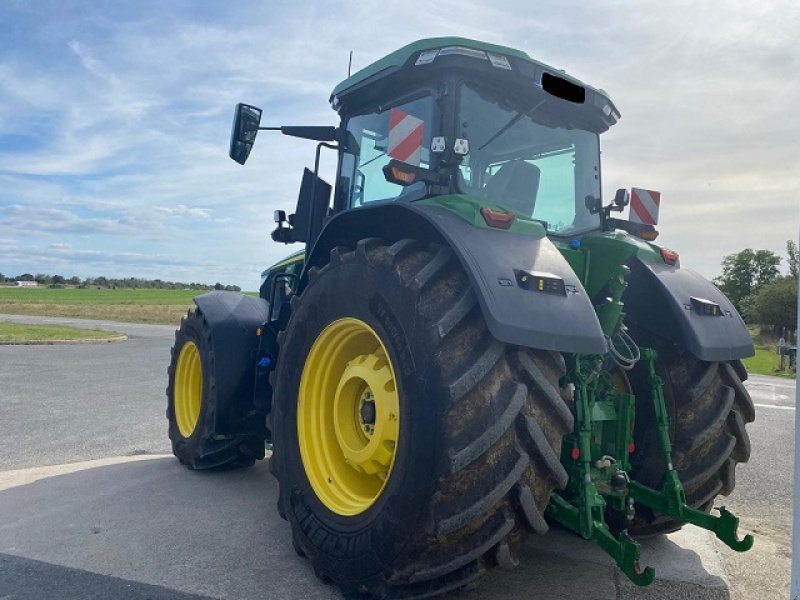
(229, 103, 262, 165)
(585, 195, 602, 214)
(614, 188, 630, 208)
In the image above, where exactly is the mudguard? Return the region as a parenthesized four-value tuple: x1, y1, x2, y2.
(305, 202, 607, 354)
(623, 257, 754, 362)
(193, 291, 271, 434)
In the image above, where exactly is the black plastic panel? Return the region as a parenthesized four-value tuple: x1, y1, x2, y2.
(193, 291, 271, 433)
(407, 204, 607, 354)
(624, 258, 754, 362)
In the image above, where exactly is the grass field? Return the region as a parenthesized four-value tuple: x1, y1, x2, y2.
(0, 322, 122, 343)
(742, 340, 796, 379)
(1, 288, 795, 379)
(0, 287, 201, 325)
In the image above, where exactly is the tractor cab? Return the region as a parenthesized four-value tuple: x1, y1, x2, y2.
(331, 39, 618, 239)
(231, 38, 626, 250)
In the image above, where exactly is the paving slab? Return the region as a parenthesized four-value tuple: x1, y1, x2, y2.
(0, 455, 730, 600)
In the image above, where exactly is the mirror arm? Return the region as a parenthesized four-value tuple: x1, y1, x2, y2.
(258, 126, 340, 142)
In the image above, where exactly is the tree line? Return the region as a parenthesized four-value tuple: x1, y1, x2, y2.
(714, 240, 798, 334)
(1, 242, 795, 330)
(0, 273, 241, 292)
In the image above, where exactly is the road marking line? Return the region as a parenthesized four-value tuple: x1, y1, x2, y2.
(755, 403, 795, 411)
(0, 454, 172, 492)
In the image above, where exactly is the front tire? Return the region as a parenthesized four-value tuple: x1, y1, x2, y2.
(166, 309, 265, 470)
(270, 239, 573, 598)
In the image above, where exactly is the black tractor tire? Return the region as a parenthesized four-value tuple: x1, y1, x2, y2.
(269, 238, 573, 599)
(166, 308, 266, 470)
(625, 332, 755, 536)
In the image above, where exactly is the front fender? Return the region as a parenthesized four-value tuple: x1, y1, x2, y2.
(305, 202, 607, 354)
(623, 257, 754, 362)
(193, 291, 271, 433)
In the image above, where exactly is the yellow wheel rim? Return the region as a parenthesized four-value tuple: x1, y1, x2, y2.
(298, 318, 400, 516)
(175, 341, 202, 438)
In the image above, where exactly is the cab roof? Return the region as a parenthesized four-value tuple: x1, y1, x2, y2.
(330, 36, 611, 108)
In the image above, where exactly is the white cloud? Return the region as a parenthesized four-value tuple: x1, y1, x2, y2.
(67, 39, 118, 85)
(0, 0, 797, 289)
(154, 205, 212, 220)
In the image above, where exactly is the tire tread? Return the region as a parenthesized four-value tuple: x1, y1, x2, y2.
(272, 239, 572, 598)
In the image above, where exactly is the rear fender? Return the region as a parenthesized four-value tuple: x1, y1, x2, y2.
(193, 291, 273, 434)
(304, 202, 607, 354)
(623, 257, 754, 361)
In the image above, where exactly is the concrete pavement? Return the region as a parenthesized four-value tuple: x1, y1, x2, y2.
(1, 313, 792, 599)
(0, 314, 174, 471)
(0, 454, 730, 600)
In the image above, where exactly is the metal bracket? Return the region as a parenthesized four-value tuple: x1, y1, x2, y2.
(628, 349, 754, 552)
(548, 493, 655, 586)
(547, 348, 752, 589)
(629, 480, 753, 551)
(547, 355, 655, 586)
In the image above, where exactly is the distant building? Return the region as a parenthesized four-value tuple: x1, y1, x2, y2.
(15, 281, 37, 287)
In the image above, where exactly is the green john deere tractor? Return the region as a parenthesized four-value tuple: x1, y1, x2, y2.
(166, 37, 755, 598)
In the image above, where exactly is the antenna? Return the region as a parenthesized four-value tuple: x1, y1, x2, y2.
(348, 50, 353, 77)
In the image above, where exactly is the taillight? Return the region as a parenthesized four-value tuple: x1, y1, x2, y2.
(660, 248, 679, 266)
(384, 165, 416, 185)
(639, 228, 659, 241)
(480, 207, 516, 229)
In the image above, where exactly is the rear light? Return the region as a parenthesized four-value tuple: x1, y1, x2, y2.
(385, 165, 416, 185)
(480, 207, 515, 229)
(415, 47, 511, 70)
(639, 228, 659, 241)
(660, 248, 679, 266)
(438, 46, 488, 60)
(607, 218, 658, 240)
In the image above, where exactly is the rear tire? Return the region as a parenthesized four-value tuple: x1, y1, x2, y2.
(270, 239, 573, 598)
(166, 309, 266, 470)
(625, 334, 754, 535)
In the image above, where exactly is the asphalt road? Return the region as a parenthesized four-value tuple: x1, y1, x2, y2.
(714, 373, 796, 600)
(0, 316, 174, 470)
(0, 314, 795, 599)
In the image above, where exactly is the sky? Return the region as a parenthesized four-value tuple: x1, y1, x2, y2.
(0, 1, 798, 290)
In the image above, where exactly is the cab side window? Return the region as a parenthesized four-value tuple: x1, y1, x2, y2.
(260, 259, 303, 303)
(338, 96, 434, 208)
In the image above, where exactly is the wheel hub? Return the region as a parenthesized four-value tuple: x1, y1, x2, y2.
(359, 392, 376, 429)
(297, 318, 400, 516)
(334, 354, 398, 477)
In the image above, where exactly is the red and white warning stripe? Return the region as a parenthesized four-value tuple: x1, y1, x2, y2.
(388, 108, 424, 167)
(629, 188, 661, 225)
